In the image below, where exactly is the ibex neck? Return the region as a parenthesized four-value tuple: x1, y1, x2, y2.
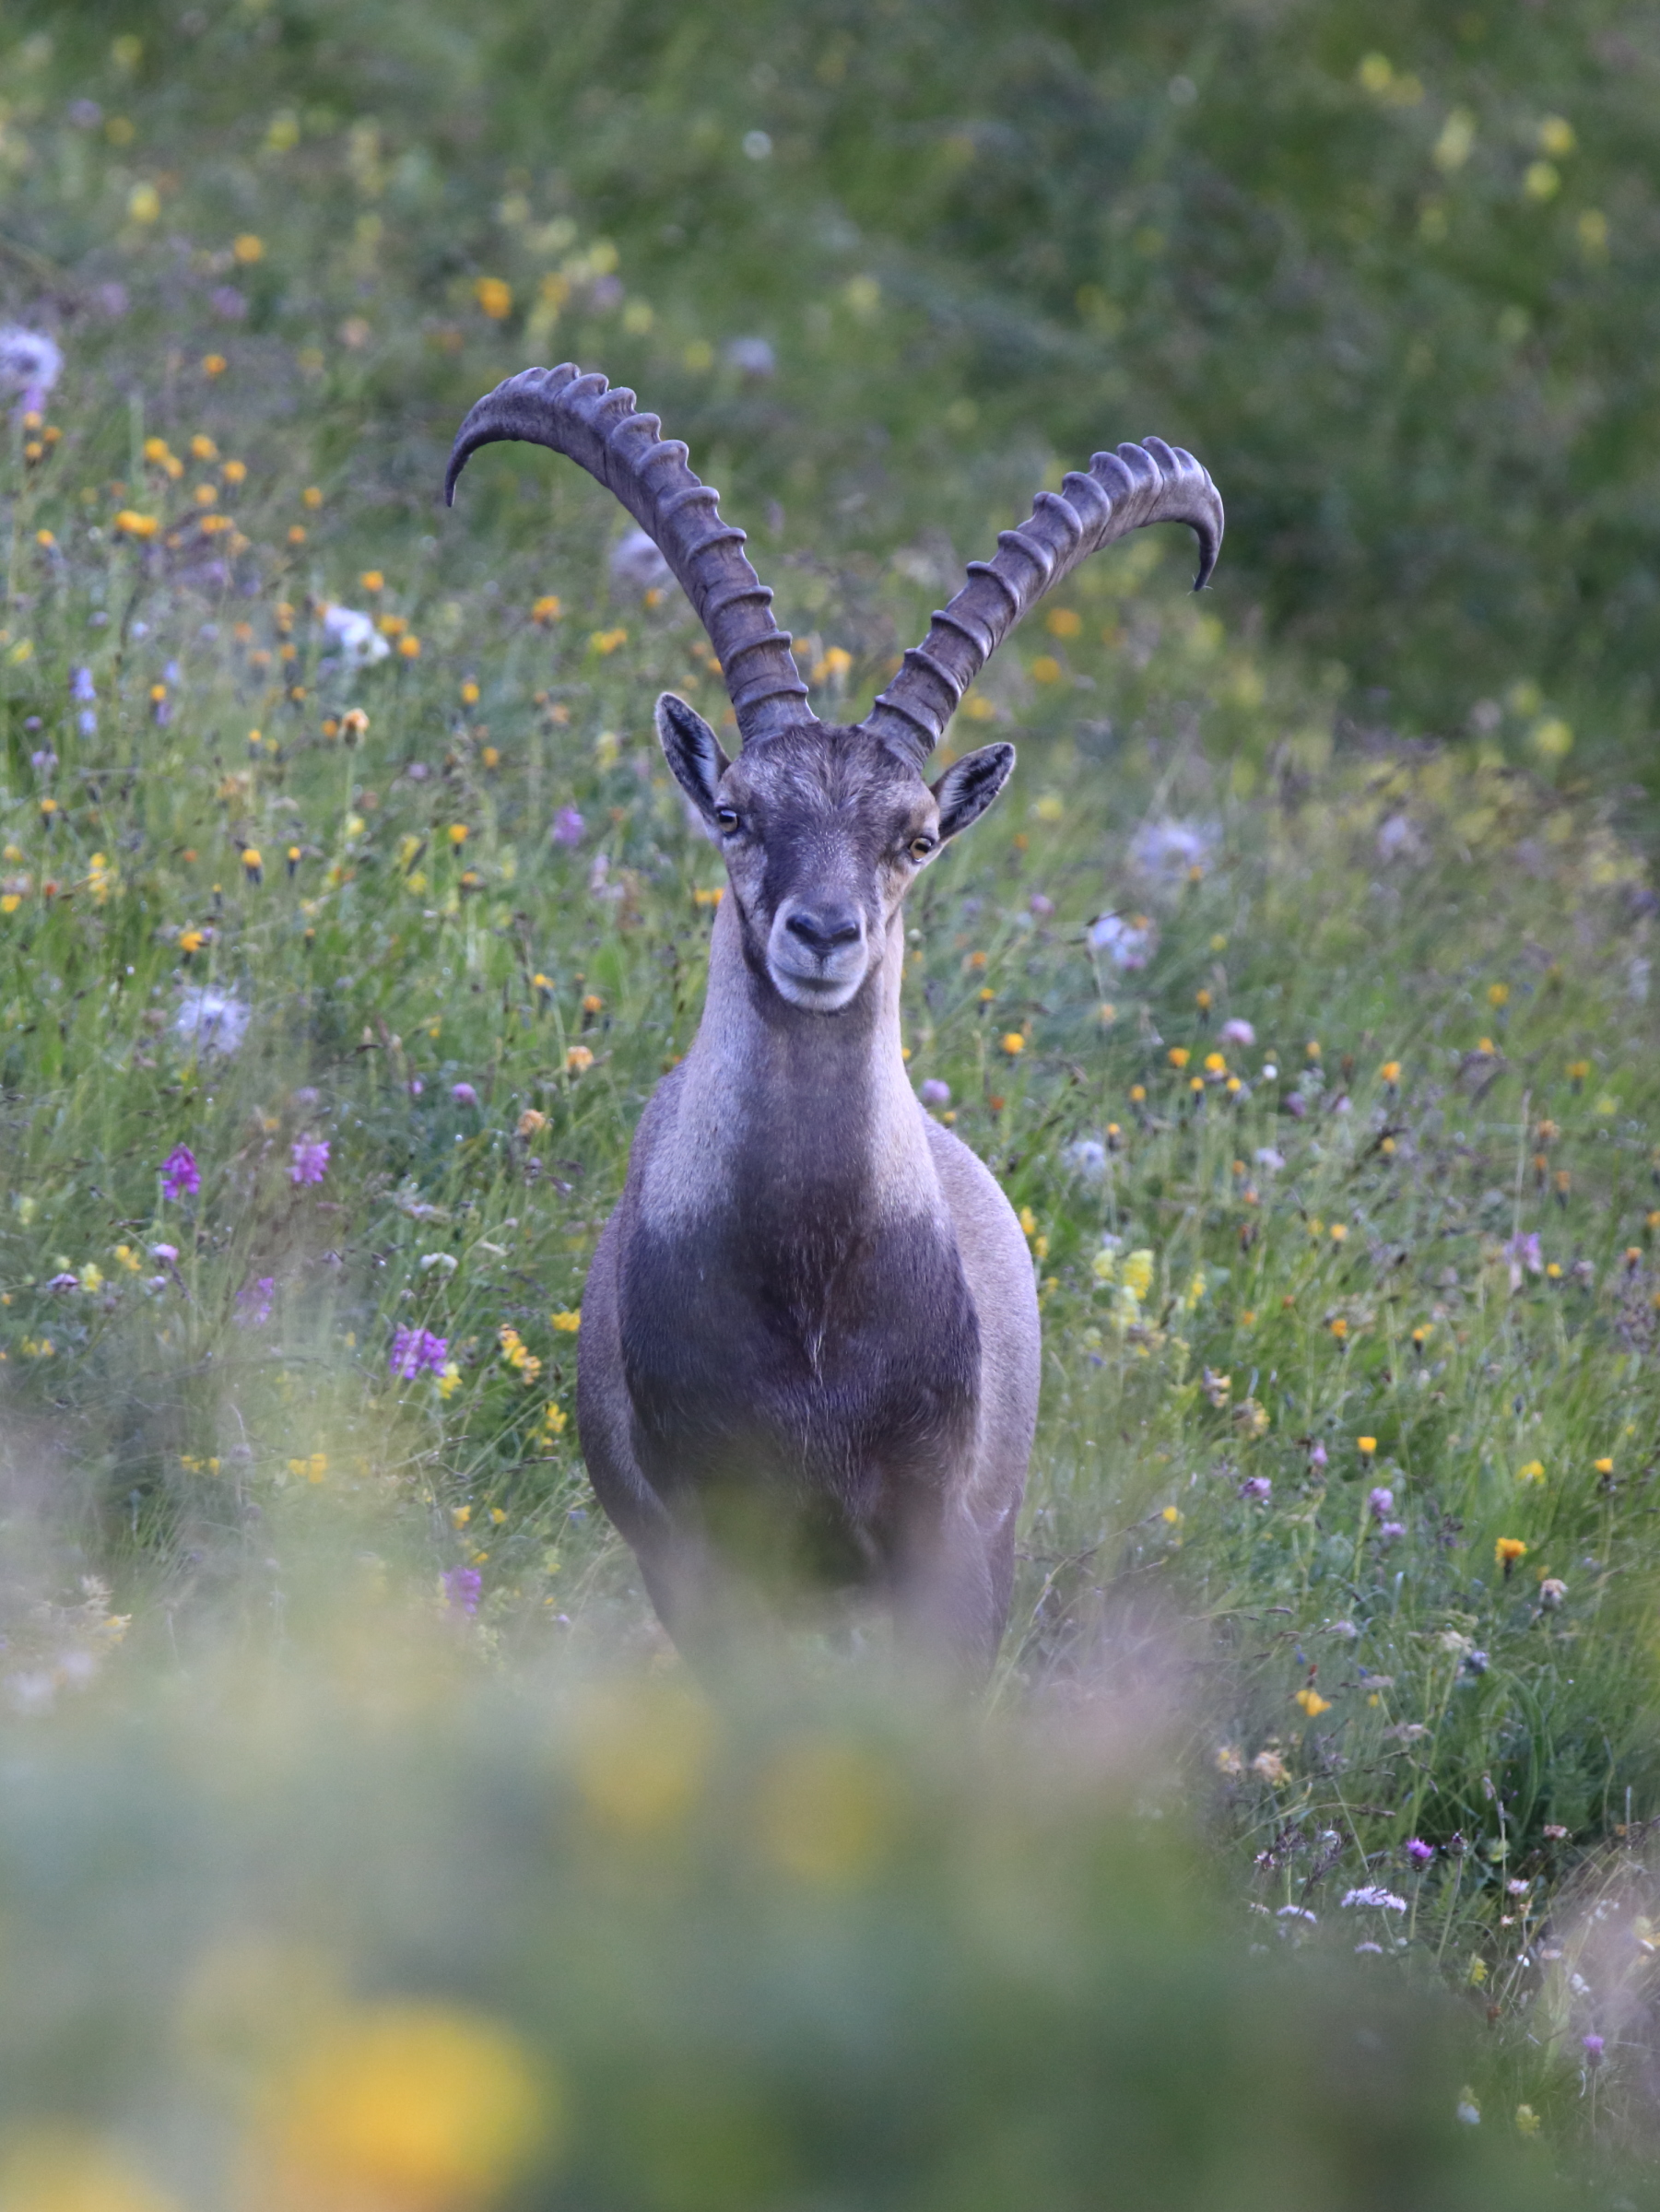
(650, 897, 930, 1225)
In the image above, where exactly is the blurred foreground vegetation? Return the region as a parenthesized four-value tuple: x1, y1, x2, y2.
(2, 2, 1660, 2203)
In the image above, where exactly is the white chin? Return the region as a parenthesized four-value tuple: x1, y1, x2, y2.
(768, 965, 865, 1012)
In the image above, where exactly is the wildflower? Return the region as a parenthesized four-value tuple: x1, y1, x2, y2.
(1379, 1060, 1401, 1084)
(237, 1277, 277, 1327)
(1087, 912, 1158, 971)
(1251, 1749, 1289, 1784)
(918, 1077, 951, 1109)
(290, 1137, 330, 1186)
(549, 805, 586, 848)
(1456, 2089, 1481, 2124)
(1368, 1486, 1394, 1520)
(441, 1565, 483, 1618)
(151, 1243, 179, 1265)
(1502, 1230, 1543, 1290)
(160, 1145, 200, 1200)
(1517, 1458, 1545, 1487)
(1238, 1475, 1271, 1504)
(1594, 1455, 1614, 1477)
(1128, 818, 1218, 884)
(1202, 1367, 1231, 1408)
(1513, 2105, 1541, 2137)
(1161, 1505, 1183, 1528)
(114, 510, 159, 538)
(320, 604, 390, 667)
(518, 1109, 548, 1136)
(1000, 1031, 1025, 1057)
(1496, 1536, 1527, 1574)
(566, 1045, 595, 1074)
(0, 326, 62, 416)
(46, 1272, 80, 1293)
(398, 634, 422, 659)
(451, 1082, 479, 1108)
(438, 1362, 463, 1400)
(1295, 1687, 1332, 1717)
(1342, 1885, 1407, 1912)
(390, 1325, 448, 1380)
(1233, 1399, 1270, 1439)
(1216, 1745, 1243, 1777)
(241, 846, 263, 886)
(475, 276, 514, 320)
(1358, 1436, 1377, 1457)
(1254, 1147, 1286, 1172)
(550, 1310, 582, 1333)
(1406, 1839, 1435, 1866)
(543, 1402, 569, 1435)
(1539, 1577, 1568, 1611)
(1219, 1017, 1254, 1047)
(1583, 2034, 1604, 2066)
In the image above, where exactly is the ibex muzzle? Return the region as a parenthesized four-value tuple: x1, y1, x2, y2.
(446, 365, 1222, 1677)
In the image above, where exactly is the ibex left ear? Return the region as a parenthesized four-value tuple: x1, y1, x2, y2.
(655, 692, 732, 826)
(932, 742, 1016, 841)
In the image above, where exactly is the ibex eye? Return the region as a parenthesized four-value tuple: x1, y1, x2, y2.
(715, 806, 740, 832)
(908, 835, 936, 862)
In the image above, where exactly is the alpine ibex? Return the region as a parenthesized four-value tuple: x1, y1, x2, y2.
(446, 366, 1222, 1675)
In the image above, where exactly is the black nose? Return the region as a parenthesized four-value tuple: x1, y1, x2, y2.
(785, 904, 863, 955)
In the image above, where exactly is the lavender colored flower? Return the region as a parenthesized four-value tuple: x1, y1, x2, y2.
(46, 1272, 79, 1292)
(289, 1137, 330, 1186)
(1238, 1475, 1272, 1504)
(30, 747, 57, 776)
(390, 1324, 448, 1380)
(210, 285, 248, 321)
(160, 1144, 200, 1200)
(1368, 1486, 1395, 1521)
(1283, 1091, 1307, 1120)
(452, 1082, 479, 1108)
(1219, 1017, 1256, 1047)
(1405, 1839, 1435, 1867)
(1029, 892, 1054, 919)
(236, 1277, 276, 1326)
(1583, 2035, 1604, 2066)
(71, 667, 96, 704)
(407, 1077, 424, 1099)
(441, 1565, 482, 1618)
(919, 1078, 951, 1107)
(291, 1087, 320, 1108)
(0, 326, 62, 417)
(78, 711, 97, 736)
(149, 1242, 179, 1264)
(1308, 1441, 1329, 1472)
(552, 806, 585, 847)
(1379, 1520, 1406, 1542)
(1354, 1941, 1383, 1955)
(1341, 1885, 1407, 1912)
(1088, 912, 1158, 971)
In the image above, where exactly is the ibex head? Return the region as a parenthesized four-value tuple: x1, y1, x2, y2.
(445, 365, 1222, 1016)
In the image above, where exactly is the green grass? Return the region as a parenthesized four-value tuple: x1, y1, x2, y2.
(2, 11, 1660, 2203)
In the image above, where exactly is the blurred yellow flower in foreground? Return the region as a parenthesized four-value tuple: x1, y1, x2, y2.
(1295, 1688, 1332, 1717)
(244, 2002, 548, 2210)
(757, 1736, 897, 1885)
(0, 2130, 182, 2212)
(573, 1686, 714, 1838)
(474, 276, 513, 321)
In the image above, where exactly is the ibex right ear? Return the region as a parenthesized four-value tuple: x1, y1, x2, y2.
(654, 693, 732, 826)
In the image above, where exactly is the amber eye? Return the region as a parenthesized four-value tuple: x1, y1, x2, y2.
(715, 806, 740, 833)
(908, 835, 936, 863)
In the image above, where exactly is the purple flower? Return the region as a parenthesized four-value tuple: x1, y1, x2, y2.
(289, 1137, 329, 1186)
(1368, 1486, 1395, 1521)
(1238, 1475, 1272, 1504)
(291, 1087, 320, 1108)
(390, 1324, 448, 1380)
(160, 1144, 200, 1200)
(1308, 1441, 1329, 1472)
(920, 1078, 951, 1107)
(552, 806, 585, 847)
(46, 1272, 79, 1292)
(407, 1077, 424, 1099)
(441, 1565, 482, 1618)
(30, 747, 57, 775)
(1504, 1230, 1544, 1291)
(1283, 1092, 1307, 1120)
(1583, 2034, 1604, 2066)
(1219, 1017, 1256, 1047)
(1379, 1520, 1406, 1542)
(452, 1082, 479, 1108)
(149, 1242, 179, 1264)
(70, 666, 96, 704)
(236, 1276, 276, 1326)
(1405, 1838, 1435, 1867)
(1029, 892, 1054, 919)
(1341, 1885, 1407, 1912)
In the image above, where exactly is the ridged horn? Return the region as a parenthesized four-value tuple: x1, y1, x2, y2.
(444, 364, 816, 747)
(862, 438, 1222, 765)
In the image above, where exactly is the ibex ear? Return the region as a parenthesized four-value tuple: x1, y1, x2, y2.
(655, 692, 732, 826)
(932, 742, 1016, 842)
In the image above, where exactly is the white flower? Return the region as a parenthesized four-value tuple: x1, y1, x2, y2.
(1127, 818, 1219, 885)
(1088, 912, 1158, 971)
(321, 604, 391, 667)
(1341, 1885, 1407, 1912)
(1062, 1137, 1108, 1179)
(419, 1252, 458, 1275)
(725, 335, 776, 378)
(173, 987, 251, 1056)
(0, 326, 62, 415)
(1254, 1147, 1286, 1172)
(609, 527, 672, 596)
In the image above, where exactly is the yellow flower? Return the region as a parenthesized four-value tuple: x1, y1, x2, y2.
(1516, 1459, 1546, 1487)
(1357, 1436, 1377, 1456)
(532, 594, 562, 623)
(222, 458, 247, 485)
(452, 1506, 472, 1529)
(1030, 653, 1061, 684)
(1161, 1505, 1183, 1527)
(232, 233, 265, 263)
(79, 1265, 104, 1294)
(474, 276, 514, 320)
(1379, 1059, 1401, 1084)
(447, 823, 468, 846)
(1329, 1222, 1348, 1242)
(1295, 1687, 1332, 1717)
(1496, 1535, 1528, 1569)
(517, 1109, 547, 1136)
(0, 2130, 182, 2212)
(114, 510, 159, 539)
(1594, 1456, 1614, 1477)
(397, 634, 421, 659)
(543, 1403, 568, 1435)
(437, 1363, 463, 1400)
(999, 1031, 1025, 1056)
(248, 2003, 547, 2208)
(1168, 1046, 1190, 1070)
(550, 1310, 582, 1333)
(1514, 2104, 1542, 2137)
(203, 352, 228, 376)
(127, 181, 160, 224)
(566, 1044, 595, 1074)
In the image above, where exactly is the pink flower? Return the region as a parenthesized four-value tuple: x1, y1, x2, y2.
(919, 1078, 950, 1107)
(289, 1137, 329, 1185)
(552, 806, 585, 846)
(1219, 1018, 1255, 1047)
(452, 1082, 479, 1108)
(390, 1324, 448, 1379)
(160, 1145, 200, 1200)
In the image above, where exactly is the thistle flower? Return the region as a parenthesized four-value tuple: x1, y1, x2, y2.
(452, 1083, 479, 1108)
(920, 1078, 951, 1107)
(441, 1565, 482, 1617)
(0, 326, 62, 417)
(551, 806, 585, 846)
(1087, 912, 1157, 971)
(1238, 1475, 1271, 1504)
(1405, 1839, 1435, 1866)
(1128, 818, 1218, 885)
(290, 1137, 330, 1185)
(1342, 1885, 1407, 1912)
(1219, 1017, 1255, 1047)
(1368, 1486, 1394, 1519)
(174, 987, 250, 1058)
(160, 1145, 200, 1200)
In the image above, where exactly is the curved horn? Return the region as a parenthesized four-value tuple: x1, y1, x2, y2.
(445, 364, 816, 747)
(862, 438, 1222, 765)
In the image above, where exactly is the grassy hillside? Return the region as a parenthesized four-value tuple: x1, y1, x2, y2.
(1, 6, 1659, 2200)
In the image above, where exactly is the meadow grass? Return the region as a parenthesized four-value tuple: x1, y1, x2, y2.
(1, 16, 1659, 2204)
